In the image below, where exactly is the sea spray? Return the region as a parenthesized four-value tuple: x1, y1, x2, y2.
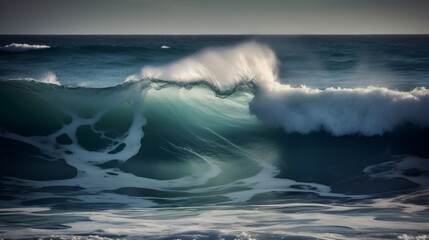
(129, 42, 278, 92)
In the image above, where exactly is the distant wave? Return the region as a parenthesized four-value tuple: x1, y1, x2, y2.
(128, 42, 429, 136)
(0, 43, 51, 52)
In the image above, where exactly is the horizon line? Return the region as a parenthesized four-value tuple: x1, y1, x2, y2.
(1, 33, 429, 36)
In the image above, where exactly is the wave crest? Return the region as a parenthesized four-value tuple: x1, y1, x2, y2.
(127, 42, 278, 92)
(0, 43, 51, 52)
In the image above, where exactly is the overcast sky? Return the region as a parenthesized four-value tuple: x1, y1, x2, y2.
(1, 0, 428, 34)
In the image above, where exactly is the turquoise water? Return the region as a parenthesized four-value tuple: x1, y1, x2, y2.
(1, 35, 429, 239)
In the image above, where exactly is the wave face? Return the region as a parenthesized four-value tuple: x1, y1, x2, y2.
(1, 78, 428, 194)
(0, 43, 51, 52)
(1, 35, 429, 240)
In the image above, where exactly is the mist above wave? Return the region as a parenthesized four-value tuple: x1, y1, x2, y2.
(129, 41, 429, 136)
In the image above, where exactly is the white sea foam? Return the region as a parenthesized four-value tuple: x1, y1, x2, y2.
(161, 45, 170, 49)
(0, 43, 51, 52)
(3, 204, 428, 240)
(398, 234, 429, 240)
(129, 42, 429, 136)
(251, 84, 429, 136)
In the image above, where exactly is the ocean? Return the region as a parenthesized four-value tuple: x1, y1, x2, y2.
(0, 35, 429, 240)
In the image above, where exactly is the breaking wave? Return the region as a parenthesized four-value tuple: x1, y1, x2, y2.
(127, 42, 429, 136)
(2, 36, 429, 240)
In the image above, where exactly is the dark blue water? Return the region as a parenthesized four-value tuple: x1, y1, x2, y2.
(1, 35, 429, 240)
